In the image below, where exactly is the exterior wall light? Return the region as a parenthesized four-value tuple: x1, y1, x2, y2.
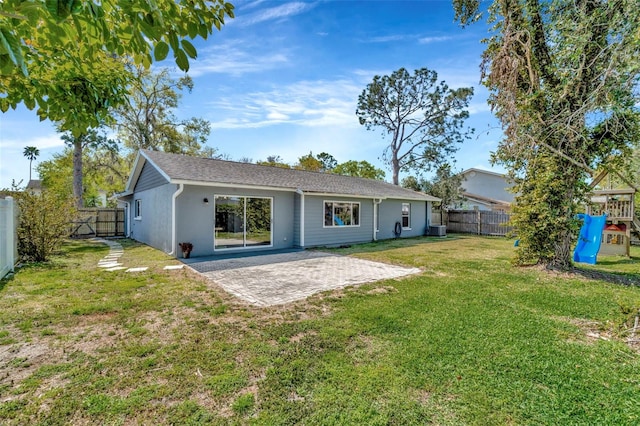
(203, 197, 209, 204)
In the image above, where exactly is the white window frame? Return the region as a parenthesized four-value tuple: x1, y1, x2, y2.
(134, 199, 142, 220)
(401, 202, 411, 230)
(323, 200, 361, 228)
(213, 195, 274, 251)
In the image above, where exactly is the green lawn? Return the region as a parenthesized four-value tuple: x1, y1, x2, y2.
(1, 236, 639, 425)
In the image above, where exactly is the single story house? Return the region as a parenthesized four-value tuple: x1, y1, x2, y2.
(118, 150, 440, 258)
(456, 168, 514, 212)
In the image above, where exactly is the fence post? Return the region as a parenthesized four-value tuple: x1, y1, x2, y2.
(8, 197, 16, 273)
(0, 197, 16, 279)
(476, 208, 481, 235)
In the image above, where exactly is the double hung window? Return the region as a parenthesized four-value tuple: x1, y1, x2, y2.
(401, 203, 410, 229)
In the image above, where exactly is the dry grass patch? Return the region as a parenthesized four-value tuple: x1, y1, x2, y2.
(2, 236, 640, 424)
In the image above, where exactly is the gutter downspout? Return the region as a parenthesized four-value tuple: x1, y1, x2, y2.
(169, 183, 184, 256)
(296, 189, 305, 247)
(373, 198, 383, 241)
(124, 201, 131, 237)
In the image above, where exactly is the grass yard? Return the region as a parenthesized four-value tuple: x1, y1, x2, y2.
(1, 236, 640, 424)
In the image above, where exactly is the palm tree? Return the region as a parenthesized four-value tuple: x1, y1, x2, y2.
(23, 146, 40, 181)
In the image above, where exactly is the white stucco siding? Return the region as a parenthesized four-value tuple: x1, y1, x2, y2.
(176, 186, 295, 257)
(377, 199, 428, 240)
(129, 183, 174, 253)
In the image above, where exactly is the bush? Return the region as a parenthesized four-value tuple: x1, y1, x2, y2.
(16, 190, 76, 262)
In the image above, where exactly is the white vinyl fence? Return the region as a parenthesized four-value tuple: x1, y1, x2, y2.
(0, 197, 18, 279)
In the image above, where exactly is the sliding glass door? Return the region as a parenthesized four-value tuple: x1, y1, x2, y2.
(214, 196, 272, 250)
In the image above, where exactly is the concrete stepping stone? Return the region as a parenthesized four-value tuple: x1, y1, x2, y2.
(99, 262, 123, 268)
(163, 265, 184, 270)
(126, 267, 148, 273)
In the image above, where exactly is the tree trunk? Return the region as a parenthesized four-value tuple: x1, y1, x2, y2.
(391, 155, 400, 185)
(547, 168, 579, 270)
(73, 135, 84, 209)
(550, 228, 574, 270)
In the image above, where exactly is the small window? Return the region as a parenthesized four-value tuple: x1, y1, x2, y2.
(324, 201, 360, 227)
(402, 203, 410, 229)
(134, 199, 142, 219)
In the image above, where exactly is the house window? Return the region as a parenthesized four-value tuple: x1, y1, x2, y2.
(402, 203, 410, 229)
(214, 195, 272, 250)
(324, 201, 360, 227)
(134, 199, 142, 219)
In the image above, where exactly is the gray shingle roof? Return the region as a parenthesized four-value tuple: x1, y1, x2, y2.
(26, 180, 43, 190)
(140, 150, 439, 201)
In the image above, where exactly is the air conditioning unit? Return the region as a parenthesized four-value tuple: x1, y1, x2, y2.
(429, 225, 446, 237)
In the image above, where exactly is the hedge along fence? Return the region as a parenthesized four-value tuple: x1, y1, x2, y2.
(0, 197, 18, 279)
(434, 209, 513, 236)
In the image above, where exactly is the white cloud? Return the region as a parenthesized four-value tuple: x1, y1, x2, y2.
(241, 0, 269, 11)
(367, 34, 407, 43)
(0, 133, 66, 188)
(267, 111, 290, 121)
(0, 134, 64, 151)
(468, 101, 492, 115)
(188, 48, 289, 77)
(236, 2, 314, 26)
(208, 79, 362, 129)
(362, 34, 453, 45)
(352, 68, 395, 83)
(419, 36, 453, 44)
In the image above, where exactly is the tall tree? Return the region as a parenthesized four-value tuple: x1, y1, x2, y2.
(421, 164, 464, 207)
(356, 67, 474, 185)
(39, 141, 128, 208)
(454, 0, 640, 268)
(296, 152, 323, 171)
(0, 0, 234, 134)
(59, 129, 119, 208)
(115, 66, 215, 156)
(422, 164, 465, 224)
(333, 160, 385, 180)
(401, 164, 465, 223)
(400, 176, 422, 192)
(317, 152, 337, 172)
(295, 152, 338, 172)
(257, 155, 291, 169)
(22, 146, 39, 181)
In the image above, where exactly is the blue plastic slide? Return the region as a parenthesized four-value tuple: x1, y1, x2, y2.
(573, 213, 607, 264)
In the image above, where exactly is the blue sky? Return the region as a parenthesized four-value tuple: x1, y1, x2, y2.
(0, 0, 504, 189)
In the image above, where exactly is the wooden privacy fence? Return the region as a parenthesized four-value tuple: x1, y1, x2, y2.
(439, 209, 513, 236)
(71, 208, 125, 238)
(0, 197, 18, 279)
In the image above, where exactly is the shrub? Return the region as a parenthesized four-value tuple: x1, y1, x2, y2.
(16, 190, 76, 262)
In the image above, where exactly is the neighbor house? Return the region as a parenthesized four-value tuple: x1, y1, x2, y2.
(25, 179, 43, 195)
(456, 168, 514, 212)
(118, 150, 440, 258)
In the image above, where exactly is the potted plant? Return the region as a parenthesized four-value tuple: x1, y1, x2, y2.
(178, 242, 193, 258)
